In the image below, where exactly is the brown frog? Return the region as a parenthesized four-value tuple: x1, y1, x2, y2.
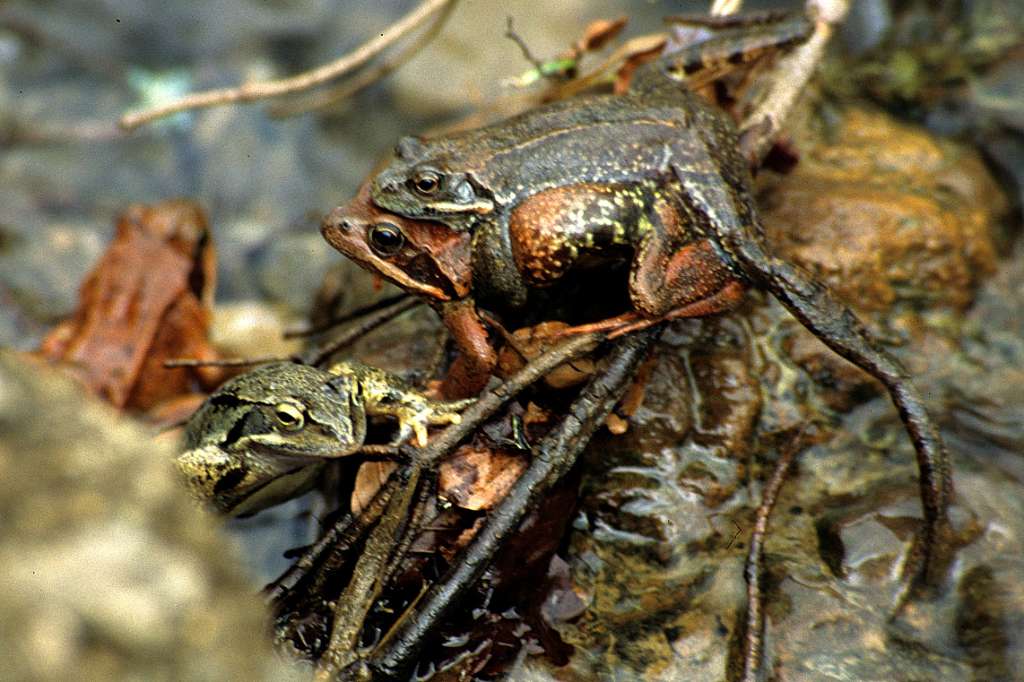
(323, 6, 954, 600)
(176, 361, 470, 515)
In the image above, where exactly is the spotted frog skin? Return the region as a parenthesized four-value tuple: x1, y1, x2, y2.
(176, 361, 471, 515)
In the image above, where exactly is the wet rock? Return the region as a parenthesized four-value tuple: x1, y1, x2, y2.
(0, 352, 298, 681)
(0, 221, 108, 324)
(253, 231, 339, 316)
(760, 107, 1003, 314)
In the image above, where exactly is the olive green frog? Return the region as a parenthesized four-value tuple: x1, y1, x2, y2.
(176, 361, 471, 515)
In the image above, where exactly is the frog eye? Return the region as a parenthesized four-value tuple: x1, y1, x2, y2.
(411, 170, 441, 196)
(274, 403, 305, 430)
(368, 222, 405, 257)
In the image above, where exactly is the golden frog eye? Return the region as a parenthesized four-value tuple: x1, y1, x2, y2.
(368, 222, 405, 257)
(411, 170, 441, 196)
(274, 403, 304, 430)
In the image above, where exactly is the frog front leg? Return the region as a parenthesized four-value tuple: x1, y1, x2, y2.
(437, 298, 497, 399)
(352, 364, 475, 447)
(376, 394, 474, 447)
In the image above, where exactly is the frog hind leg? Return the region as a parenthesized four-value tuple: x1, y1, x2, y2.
(631, 9, 814, 96)
(630, 221, 743, 318)
(729, 233, 956, 591)
(554, 278, 744, 338)
(552, 230, 744, 339)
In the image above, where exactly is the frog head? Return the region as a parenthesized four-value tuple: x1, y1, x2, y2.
(176, 362, 366, 516)
(369, 135, 495, 231)
(321, 179, 473, 304)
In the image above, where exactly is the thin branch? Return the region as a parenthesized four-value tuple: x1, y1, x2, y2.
(163, 355, 285, 369)
(298, 295, 421, 367)
(118, 0, 457, 130)
(409, 331, 604, 467)
(269, 0, 458, 118)
(284, 293, 412, 339)
(738, 0, 851, 164)
(164, 294, 420, 370)
(370, 328, 662, 677)
(741, 432, 808, 682)
(504, 16, 546, 73)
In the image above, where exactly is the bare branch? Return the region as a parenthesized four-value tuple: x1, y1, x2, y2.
(269, 0, 458, 118)
(119, 0, 457, 131)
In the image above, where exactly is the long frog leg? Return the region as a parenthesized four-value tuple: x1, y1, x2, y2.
(692, 176, 956, 588)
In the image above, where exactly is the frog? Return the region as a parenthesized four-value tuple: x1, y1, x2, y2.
(176, 361, 472, 516)
(322, 4, 954, 595)
(323, 11, 818, 384)
(322, 180, 495, 399)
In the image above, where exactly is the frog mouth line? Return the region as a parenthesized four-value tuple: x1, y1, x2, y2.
(216, 463, 319, 517)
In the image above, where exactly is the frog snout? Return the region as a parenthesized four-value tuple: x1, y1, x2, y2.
(175, 445, 242, 507)
(321, 207, 355, 240)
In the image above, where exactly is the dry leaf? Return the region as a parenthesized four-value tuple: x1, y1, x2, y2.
(613, 36, 668, 94)
(439, 445, 528, 511)
(351, 460, 399, 515)
(574, 16, 628, 54)
(38, 200, 223, 411)
(496, 321, 596, 389)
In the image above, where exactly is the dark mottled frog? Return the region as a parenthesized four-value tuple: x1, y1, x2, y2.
(176, 361, 471, 515)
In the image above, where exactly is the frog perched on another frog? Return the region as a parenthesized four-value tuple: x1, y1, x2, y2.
(176, 361, 471, 515)
(323, 12, 816, 398)
(322, 5, 954, 591)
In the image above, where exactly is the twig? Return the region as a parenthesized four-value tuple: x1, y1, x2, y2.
(164, 355, 284, 369)
(269, 0, 458, 118)
(268, 332, 601, 617)
(738, 0, 851, 164)
(741, 433, 807, 682)
(298, 295, 421, 366)
(369, 327, 662, 677)
(315, 467, 426, 680)
(504, 16, 546, 73)
(284, 293, 413, 338)
(164, 294, 419, 370)
(118, 0, 457, 130)
(408, 331, 604, 467)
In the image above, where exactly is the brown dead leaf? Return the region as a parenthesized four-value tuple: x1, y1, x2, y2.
(574, 16, 628, 54)
(604, 355, 656, 434)
(496, 321, 596, 389)
(522, 401, 552, 430)
(38, 200, 223, 412)
(613, 36, 668, 94)
(439, 445, 528, 511)
(351, 460, 399, 515)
